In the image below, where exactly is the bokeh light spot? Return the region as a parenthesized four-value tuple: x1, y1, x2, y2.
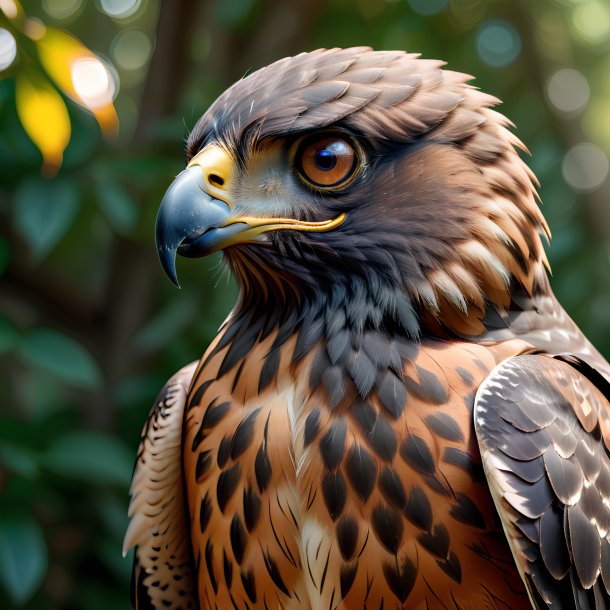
(547, 69, 589, 114)
(573, 1, 610, 44)
(42, 0, 83, 19)
(562, 143, 609, 192)
(476, 20, 521, 67)
(111, 30, 151, 71)
(98, 0, 141, 19)
(71, 57, 116, 108)
(24, 17, 46, 40)
(0, 0, 18, 19)
(0, 28, 17, 71)
(408, 0, 447, 16)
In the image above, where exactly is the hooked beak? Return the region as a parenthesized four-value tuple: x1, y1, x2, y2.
(155, 145, 346, 287)
(155, 166, 235, 287)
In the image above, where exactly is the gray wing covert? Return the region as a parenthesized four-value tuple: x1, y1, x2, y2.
(474, 354, 610, 609)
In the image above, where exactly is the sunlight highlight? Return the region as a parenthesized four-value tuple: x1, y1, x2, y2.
(42, 0, 83, 20)
(71, 57, 115, 108)
(573, 1, 610, 44)
(547, 69, 590, 115)
(0, 28, 17, 71)
(98, 0, 141, 19)
(0, 0, 20, 19)
(563, 143, 609, 193)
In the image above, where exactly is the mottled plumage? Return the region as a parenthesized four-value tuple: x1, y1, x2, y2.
(125, 48, 610, 609)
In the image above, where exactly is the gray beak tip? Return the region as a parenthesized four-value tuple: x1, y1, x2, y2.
(157, 244, 182, 288)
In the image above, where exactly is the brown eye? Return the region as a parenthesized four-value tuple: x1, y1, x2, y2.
(298, 136, 358, 188)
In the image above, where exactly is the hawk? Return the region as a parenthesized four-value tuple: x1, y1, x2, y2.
(123, 48, 610, 609)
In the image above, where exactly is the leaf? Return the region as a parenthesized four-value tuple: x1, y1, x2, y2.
(0, 317, 19, 355)
(18, 327, 102, 389)
(0, 443, 38, 478)
(35, 26, 118, 136)
(12, 175, 80, 261)
(18, 369, 70, 420)
(0, 517, 48, 605)
(15, 70, 70, 175)
(96, 180, 138, 233)
(43, 432, 133, 487)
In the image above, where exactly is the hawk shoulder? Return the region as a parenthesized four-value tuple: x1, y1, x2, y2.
(474, 354, 610, 609)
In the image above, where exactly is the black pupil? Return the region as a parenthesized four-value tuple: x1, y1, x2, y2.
(314, 148, 337, 171)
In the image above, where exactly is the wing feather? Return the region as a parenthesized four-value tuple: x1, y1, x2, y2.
(124, 362, 198, 610)
(475, 354, 610, 609)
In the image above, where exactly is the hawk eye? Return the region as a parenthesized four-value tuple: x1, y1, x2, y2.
(297, 136, 358, 189)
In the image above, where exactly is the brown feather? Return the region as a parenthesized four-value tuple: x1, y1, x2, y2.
(181, 329, 534, 608)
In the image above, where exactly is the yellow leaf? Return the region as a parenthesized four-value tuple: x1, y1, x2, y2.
(16, 71, 70, 176)
(35, 26, 118, 136)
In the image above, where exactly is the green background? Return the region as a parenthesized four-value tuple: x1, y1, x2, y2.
(1, 0, 609, 608)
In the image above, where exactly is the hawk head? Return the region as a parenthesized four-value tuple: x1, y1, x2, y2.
(157, 47, 550, 338)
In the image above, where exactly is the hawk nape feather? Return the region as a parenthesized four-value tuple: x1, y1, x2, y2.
(124, 47, 610, 610)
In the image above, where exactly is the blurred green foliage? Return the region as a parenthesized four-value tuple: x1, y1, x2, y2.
(1, 0, 609, 608)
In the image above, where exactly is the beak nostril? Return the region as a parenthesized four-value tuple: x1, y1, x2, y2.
(208, 173, 225, 188)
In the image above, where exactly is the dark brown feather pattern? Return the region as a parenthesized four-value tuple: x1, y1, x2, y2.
(177, 329, 534, 609)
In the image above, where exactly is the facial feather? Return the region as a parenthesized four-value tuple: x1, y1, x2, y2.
(187, 47, 550, 336)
